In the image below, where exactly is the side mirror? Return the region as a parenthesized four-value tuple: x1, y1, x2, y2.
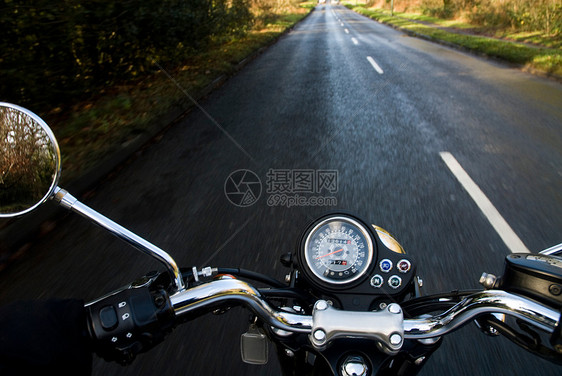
(0, 103, 61, 217)
(0, 102, 185, 292)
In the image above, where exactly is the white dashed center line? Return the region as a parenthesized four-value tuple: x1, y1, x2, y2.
(366, 56, 384, 74)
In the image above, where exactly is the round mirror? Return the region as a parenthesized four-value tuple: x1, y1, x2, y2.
(0, 103, 61, 217)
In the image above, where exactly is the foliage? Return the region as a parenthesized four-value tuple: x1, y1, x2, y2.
(0, 106, 57, 213)
(0, 0, 254, 112)
(250, 0, 309, 28)
(364, 0, 561, 36)
(25, 4, 311, 181)
(419, 0, 561, 35)
(349, 5, 561, 76)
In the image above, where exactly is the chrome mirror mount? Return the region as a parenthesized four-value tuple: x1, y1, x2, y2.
(539, 243, 562, 257)
(0, 103, 185, 292)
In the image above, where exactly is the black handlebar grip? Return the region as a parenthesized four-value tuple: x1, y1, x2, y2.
(86, 287, 175, 365)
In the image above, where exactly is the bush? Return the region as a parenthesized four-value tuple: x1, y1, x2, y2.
(0, 0, 254, 112)
(420, 0, 562, 34)
(422, 1, 456, 18)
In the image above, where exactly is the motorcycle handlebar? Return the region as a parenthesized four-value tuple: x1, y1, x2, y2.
(168, 276, 561, 340)
(87, 274, 561, 364)
(170, 276, 313, 332)
(403, 289, 560, 338)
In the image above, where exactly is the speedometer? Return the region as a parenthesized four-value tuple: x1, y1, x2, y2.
(302, 215, 374, 286)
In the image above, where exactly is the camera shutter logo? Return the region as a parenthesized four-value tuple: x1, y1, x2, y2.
(224, 169, 262, 207)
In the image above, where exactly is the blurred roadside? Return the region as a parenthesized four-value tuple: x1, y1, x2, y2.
(0, 1, 315, 271)
(343, 0, 561, 79)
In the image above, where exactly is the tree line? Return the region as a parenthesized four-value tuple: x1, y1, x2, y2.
(0, 0, 254, 112)
(399, 0, 561, 35)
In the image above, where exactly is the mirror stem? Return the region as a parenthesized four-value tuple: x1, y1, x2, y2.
(53, 187, 185, 292)
(540, 243, 562, 256)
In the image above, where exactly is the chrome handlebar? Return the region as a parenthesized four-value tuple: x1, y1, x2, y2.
(170, 276, 312, 332)
(403, 290, 560, 338)
(169, 276, 561, 343)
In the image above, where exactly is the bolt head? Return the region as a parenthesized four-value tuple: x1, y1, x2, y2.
(390, 333, 402, 346)
(549, 284, 562, 296)
(315, 300, 328, 311)
(313, 329, 326, 342)
(388, 303, 402, 314)
(341, 355, 368, 376)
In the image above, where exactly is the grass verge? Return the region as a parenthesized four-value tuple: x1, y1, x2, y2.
(344, 4, 562, 79)
(45, 3, 315, 184)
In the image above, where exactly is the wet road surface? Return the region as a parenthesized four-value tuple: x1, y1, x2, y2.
(1, 3, 561, 375)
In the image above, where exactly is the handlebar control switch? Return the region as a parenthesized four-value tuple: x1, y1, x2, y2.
(99, 306, 119, 331)
(87, 287, 175, 364)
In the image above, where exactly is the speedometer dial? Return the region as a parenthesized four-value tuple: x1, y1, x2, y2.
(303, 215, 374, 285)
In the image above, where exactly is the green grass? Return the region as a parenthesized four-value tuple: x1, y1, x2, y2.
(497, 31, 562, 50)
(46, 4, 314, 183)
(394, 11, 476, 30)
(393, 10, 561, 49)
(345, 4, 561, 78)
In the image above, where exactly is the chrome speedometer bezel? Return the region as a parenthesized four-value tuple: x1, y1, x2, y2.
(301, 214, 375, 287)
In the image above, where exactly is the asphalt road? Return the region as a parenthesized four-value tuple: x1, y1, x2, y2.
(1, 3, 561, 375)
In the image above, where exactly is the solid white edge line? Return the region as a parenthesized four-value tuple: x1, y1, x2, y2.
(366, 56, 384, 74)
(440, 151, 530, 254)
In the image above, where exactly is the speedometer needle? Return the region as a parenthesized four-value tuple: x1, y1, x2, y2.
(316, 248, 344, 259)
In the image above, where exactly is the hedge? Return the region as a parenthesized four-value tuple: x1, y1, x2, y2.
(0, 0, 253, 112)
